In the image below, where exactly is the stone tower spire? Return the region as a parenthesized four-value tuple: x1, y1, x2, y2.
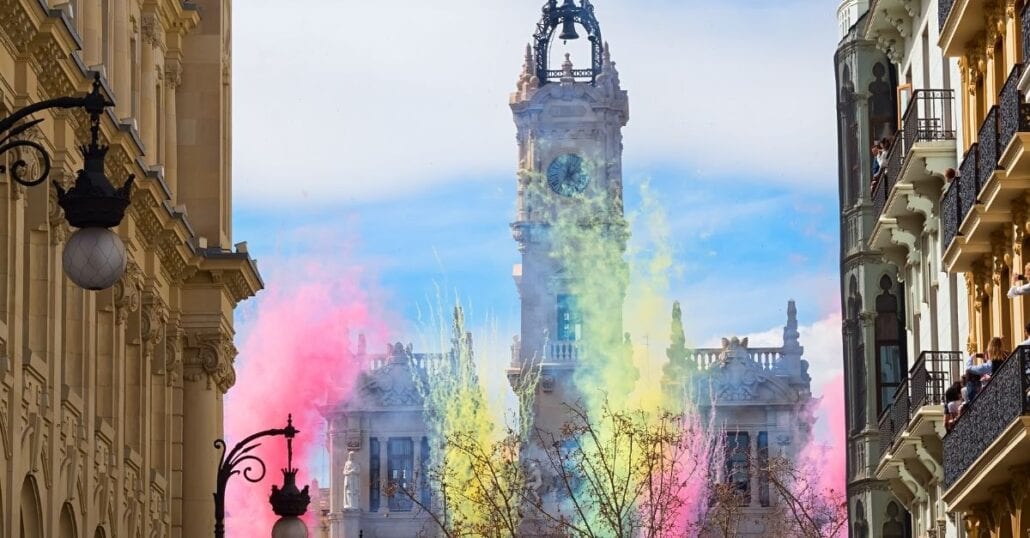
(782, 299, 801, 353)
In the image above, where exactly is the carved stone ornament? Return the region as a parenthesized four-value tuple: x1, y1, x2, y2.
(183, 332, 237, 393)
(113, 263, 143, 324)
(358, 343, 423, 407)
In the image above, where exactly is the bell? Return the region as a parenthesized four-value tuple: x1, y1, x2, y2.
(559, 17, 580, 41)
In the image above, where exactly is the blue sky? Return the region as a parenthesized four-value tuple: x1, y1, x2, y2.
(231, 0, 844, 387)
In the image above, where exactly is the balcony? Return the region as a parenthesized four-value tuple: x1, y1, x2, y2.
(942, 347, 1030, 512)
(938, 0, 989, 57)
(869, 90, 957, 262)
(943, 65, 1030, 272)
(938, 0, 955, 33)
(876, 351, 963, 506)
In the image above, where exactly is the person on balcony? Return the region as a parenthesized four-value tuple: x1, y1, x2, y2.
(876, 140, 889, 173)
(1007, 264, 1030, 298)
(871, 143, 883, 178)
(965, 352, 991, 402)
(1021, 321, 1030, 347)
(944, 168, 956, 183)
(945, 382, 963, 430)
(986, 336, 1009, 376)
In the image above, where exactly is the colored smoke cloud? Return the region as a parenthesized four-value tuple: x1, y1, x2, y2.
(801, 372, 848, 497)
(224, 259, 392, 536)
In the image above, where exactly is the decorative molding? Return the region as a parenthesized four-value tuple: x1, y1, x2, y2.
(182, 330, 236, 393)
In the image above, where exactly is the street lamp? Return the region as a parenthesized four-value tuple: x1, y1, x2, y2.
(214, 414, 311, 538)
(0, 73, 134, 290)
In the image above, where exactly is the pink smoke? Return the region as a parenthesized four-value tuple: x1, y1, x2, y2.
(224, 262, 392, 535)
(802, 372, 847, 495)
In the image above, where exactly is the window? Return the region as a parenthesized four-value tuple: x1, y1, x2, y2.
(875, 276, 906, 413)
(387, 437, 414, 511)
(725, 432, 750, 505)
(557, 294, 581, 341)
(757, 432, 769, 507)
(420, 437, 431, 508)
(369, 437, 380, 512)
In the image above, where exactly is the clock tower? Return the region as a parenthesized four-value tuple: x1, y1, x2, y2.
(509, 0, 629, 431)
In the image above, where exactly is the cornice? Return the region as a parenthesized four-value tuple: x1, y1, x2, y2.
(196, 248, 264, 306)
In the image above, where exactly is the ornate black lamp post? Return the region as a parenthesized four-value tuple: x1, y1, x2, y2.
(214, 414, 311, 538)
(0, 73, 133, 290)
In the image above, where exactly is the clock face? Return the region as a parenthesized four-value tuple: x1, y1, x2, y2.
(547, 154, 588, 196)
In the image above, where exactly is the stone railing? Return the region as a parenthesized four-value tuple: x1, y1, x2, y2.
(687, 348, 783, 371)
(548, 340, 580, 362)
(943, 347, 1030, 488)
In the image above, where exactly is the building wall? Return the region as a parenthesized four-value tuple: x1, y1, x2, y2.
(0, 1, 260, 536)
(862, 2, 972, 536)
(835, 5, 911, 536)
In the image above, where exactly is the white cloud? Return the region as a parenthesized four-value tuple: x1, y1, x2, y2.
(233, 0, 837, 205)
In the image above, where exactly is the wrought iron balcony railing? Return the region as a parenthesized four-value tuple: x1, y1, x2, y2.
(943, 347, 1030, 488)
(939, 0, 955, 32)
(956, 143, 979, 229)
(872, 90, 955, 219)
(877, 351, 962, 459)
(977, 106, 1000, 191)
(903, 89, 957, 150)
(872, 172, 890, 218)
(999, 64, 1030, 157)
(941, 180, 961, 253)
(909, 351, 963, 409)
(1024, 2, 1030, 67)
(878, 406, 894, 459)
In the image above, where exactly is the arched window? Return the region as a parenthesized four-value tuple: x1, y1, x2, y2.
(19, 476, 43, 538)
(58, 504, 77, 538)
(882, 501, 906, 538)
(853, 500, 869, 538)
(875, 275, 906, 413)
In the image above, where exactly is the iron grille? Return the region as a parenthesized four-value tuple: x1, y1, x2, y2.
(902, 89, 956, 151)
(1024, 2, 1030, 68)
(909, 351, 962, 410)
(942, 182, 961, 252)
(977, 106, 1000, 193)
(943, 347, 1030, 487)
(958, 144, 978, 224)
(878, 406, 894, 459)
(999, 64, 1030, 155)
(939, 0, 955, 32)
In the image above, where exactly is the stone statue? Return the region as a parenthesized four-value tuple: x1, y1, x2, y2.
(343, 451, 360, 510)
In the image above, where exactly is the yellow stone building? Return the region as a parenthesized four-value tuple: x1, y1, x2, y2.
(938, 0, 1030, 535)
(0, 0, 260, 536)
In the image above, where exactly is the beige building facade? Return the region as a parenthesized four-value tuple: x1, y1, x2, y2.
(0, 0, 260, 536)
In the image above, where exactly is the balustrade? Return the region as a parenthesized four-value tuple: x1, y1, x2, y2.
(943, 347, 1030, 487)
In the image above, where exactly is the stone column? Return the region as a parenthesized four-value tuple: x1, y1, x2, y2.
(82, 0, 102, 67)
(140, 13, 159, 167)
(111, 0, 130, 118)
(164, 61, 181, 201)
(181, 333, 233, 538)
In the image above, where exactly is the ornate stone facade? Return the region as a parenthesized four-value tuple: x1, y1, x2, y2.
(687, 302, 815, 537)
(0, 1, 260, 536)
